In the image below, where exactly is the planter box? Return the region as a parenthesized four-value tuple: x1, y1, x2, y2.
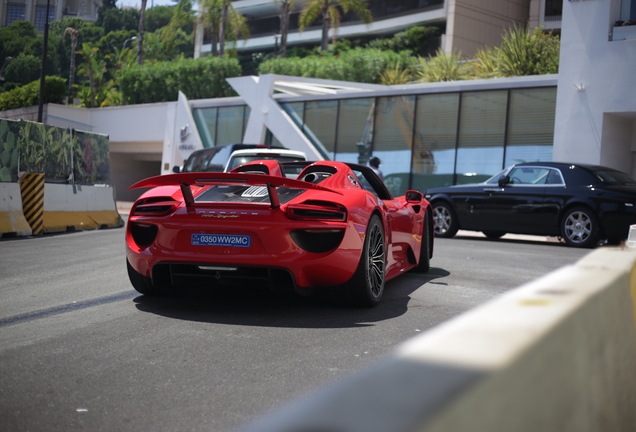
(611, 25, 636, 41)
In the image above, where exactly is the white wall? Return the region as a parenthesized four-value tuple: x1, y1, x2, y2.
(601, 114, 636, 174)
(553, 0, 636, 167)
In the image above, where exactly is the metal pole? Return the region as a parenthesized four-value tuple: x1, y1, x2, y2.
(37, 0, 52, 123)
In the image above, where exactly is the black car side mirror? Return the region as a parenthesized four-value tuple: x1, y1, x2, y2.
(405, 190, 423, 203)
(498, 175, 510, 187)
(173, 166, 181, 173)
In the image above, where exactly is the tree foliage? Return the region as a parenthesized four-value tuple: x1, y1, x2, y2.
(119, 56, 241, 104)
(490, 26, 560, 76)
(0, 77, 67, 111)
(97, 7, 140, 34)
(298, 0, 372, 51)
(199, 0, 249, 57)
(0, 21, 40, 60)
(367, 26, 440, 57)
(4, 54, 41, 85)
(145, 6, 175, 33)
(0, 10, 559, 112)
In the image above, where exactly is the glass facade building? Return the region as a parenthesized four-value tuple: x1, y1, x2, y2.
(192, 85, 556, 196)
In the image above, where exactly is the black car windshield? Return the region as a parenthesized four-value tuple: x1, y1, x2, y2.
(485, 168, 509, 184)
(593, 169, 636, 185)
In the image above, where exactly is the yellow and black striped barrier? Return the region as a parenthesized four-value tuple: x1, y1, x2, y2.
(19, 173, 44, 235)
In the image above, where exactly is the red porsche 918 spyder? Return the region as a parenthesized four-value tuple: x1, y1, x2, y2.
(125, 160, 433, 306)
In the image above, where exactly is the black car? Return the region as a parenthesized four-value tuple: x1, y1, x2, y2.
(425, 162, 636, 248)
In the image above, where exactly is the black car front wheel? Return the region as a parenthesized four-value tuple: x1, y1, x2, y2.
(432, 202, 459, 238)
(561, 207, 601, 248)
(346, 215, 386, 307)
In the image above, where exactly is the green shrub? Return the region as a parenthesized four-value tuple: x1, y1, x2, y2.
(4, 54, 41, 85)
(119, 56, 241, 104)
(368, 26, 440, 56)
(258, 48, 417, 84)
(0, 76, 67, 111)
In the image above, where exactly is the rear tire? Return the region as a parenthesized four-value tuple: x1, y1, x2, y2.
(346, 215, 386, 307)
(127, 259, 160, 295)
(432, 202, 459, 238)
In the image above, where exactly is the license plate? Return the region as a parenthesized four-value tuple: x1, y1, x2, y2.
(191, 233, 251, 247)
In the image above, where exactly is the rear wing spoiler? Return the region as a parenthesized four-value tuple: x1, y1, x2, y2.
(129, 172, 341, 209)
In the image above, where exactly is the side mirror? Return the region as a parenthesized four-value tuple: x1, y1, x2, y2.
(172, 166, 181, 173)
(498, 175, 510, 187)
(405, 190, 423, 203)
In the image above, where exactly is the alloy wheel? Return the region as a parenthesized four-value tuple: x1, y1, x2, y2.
(366, 223, 386, 298)
(563, 210, 592, 244)
(433, 206, 452, 235)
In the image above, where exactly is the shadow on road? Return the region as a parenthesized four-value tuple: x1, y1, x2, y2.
(133, 267, 451, 329)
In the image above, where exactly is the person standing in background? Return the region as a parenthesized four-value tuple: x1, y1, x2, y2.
(369, 156, 384, 181)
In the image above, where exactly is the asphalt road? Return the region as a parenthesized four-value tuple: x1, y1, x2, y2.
(0, 225, 589, 432)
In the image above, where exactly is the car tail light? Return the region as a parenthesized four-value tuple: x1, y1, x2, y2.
(130, 223, 158, 247)
(290, 229, 346, 253)
(286, 201, 347, 222)
(131, 197, 178, 217)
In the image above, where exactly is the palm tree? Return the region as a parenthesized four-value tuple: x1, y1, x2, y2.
(276, 0, 298, 57)
(77, 43, 107, 107)
(63, 27, 79, 103)
(137, 0, 148, 64)
(218, 0, 229, 56)
(161, 0, 195, 56)
(298, 0, 372, 51)
(200, 0, 249, 57)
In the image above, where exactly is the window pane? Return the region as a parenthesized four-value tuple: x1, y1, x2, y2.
(35, 5, 55, 31)
(282, 102, 304, 126)
(507, 166, 552, 184)
(192, 107, 217, 148)
(265, 129, 284, 147)
(216, 106, 246, 145)
(412, 93, 460, 190)
(374, 95, 415, 196)
(6, 4, 26, 25)
(335, 97, 375, 164)
(505, 87, 556, 166)
(303, 100, 338, 158)
(456, 90, 507, 184)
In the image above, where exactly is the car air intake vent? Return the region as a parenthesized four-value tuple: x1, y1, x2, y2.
(143, 196, 177, 204)
(290, 229, 345, 253)
(286, 201, 347, 221)
(131, 197, 178, 216)
(130, 223, 158, 247)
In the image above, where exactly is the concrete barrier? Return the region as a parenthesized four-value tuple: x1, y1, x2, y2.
(236, 247, 636, 432)
(0, 183, 32, 237)
(43, 183, 123, 233)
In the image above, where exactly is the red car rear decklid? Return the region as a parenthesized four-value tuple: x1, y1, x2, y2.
(129, 172, 342, 209)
